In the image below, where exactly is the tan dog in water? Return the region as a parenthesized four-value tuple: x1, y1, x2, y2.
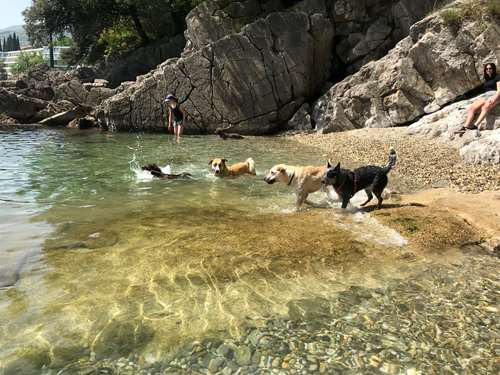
(209, 158, 256, 177)
(264, 164, 334, 209)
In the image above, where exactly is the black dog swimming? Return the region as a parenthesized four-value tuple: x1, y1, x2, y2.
(321, 148, 397, 209)
(214, 125, 244, 139)
(141, 164, 192, 179)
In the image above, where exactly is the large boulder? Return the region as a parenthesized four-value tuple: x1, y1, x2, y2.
(97, 4, 334, 134)
(313, 2, 500, 133)
(408, 92, 500, 164)
(0, 87, 48, 122)
(54, 79, 117, 107)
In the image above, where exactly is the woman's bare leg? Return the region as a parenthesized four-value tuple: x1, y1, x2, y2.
(474, 100, 498, 128)
(464, 98, 486, 128)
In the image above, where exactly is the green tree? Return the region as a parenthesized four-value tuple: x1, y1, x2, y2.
(54, 35, 73, 46)
(23, 0, 201, 62)
(6, 35, 12, 51)
(10, 52, 45, 75)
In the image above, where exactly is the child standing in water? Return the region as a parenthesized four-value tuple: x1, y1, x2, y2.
(165, 94, 186, 142)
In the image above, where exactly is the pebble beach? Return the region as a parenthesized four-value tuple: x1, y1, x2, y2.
(293, 128, 500, 193)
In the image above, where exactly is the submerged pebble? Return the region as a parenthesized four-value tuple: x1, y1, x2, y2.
(32, 253, 499, 375)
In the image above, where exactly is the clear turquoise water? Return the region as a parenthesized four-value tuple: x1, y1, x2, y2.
(0, 128, 412, 372)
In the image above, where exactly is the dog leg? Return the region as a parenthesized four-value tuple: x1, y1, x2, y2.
(360, 189, 373, 207)
(373, 189, 384, 209)
(295, 192, 308, 210)
(373, 174, 388, 209)
(341, 195, 350, 209)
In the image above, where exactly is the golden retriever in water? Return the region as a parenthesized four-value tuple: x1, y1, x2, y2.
(264, 164, 334, 209)
(209, 158, 256, 177)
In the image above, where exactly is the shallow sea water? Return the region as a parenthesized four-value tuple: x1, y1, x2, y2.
(0, 128, 492, 373)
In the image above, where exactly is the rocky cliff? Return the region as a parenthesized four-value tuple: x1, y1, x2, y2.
(313, 1, 500, 132)
(97, 0, 443, 134)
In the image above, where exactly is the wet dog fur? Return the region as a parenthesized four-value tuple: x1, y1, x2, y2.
(321, 148, 397, 209)
(141, 164, 192, 179)
(209, 158, 256, 177)
(214, 125, 244, 139)
(264, 164, 334, 209)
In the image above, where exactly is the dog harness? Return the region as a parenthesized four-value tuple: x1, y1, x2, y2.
(287, 172, 295, 186)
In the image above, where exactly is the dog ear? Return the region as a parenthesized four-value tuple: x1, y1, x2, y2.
(327, 159, 332, 168)
(222, 159, 227, 164)
(208, 159, 213, 165)
(335, 162, 340, 170)
(276, 166, 285, 172)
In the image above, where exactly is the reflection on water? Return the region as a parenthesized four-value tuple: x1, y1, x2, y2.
(0, 128, 479, 373)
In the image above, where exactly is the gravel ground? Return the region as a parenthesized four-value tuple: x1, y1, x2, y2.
(292, 128, 499, 193)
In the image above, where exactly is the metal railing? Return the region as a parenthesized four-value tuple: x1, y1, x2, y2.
(0, 46, 71, 75)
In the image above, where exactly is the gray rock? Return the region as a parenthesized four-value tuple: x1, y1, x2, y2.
(286, 103, 312, 132)
(184, 0, 268, 53)
(0, 87, 48, 122)
(97, 6, 334, 134)
(39, 107, 88, 126)
(67, 115, 98, 130)
(314, 6, 500, 133)
(208, 357, 225, 373)
(216, 343, 234, 359)
(408, 93, 500, 164)
(234, 345, 253, 366)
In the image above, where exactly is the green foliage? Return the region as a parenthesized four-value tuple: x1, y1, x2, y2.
(441, 0, 500, 29)
(98, 19, 141, 57)
(10, 52, 45, 75)
(23, 0, 203, 63)
(54, 35, 73, 47)
(441, 8, 463, 29)
(486, 0, 500, 18)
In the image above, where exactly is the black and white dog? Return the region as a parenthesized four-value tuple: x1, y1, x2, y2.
(141, 164, 192, 179)
(321, 148, 397, 209)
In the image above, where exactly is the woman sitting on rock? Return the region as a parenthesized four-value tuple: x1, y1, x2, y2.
(458, 62, 500, 133)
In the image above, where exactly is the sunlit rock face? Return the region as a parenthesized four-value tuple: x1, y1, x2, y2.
(97, 1, 334, 134)
(408, 94, 500, 165)
(97, 0, 443, 134)
(313, 5, 500, 134)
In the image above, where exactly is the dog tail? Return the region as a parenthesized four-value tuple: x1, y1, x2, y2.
(382, 147, 397, 173)
(246, 158, 256, 175)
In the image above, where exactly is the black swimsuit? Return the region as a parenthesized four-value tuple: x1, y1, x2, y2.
(171, 106, 184, 123)
(484, 74, 500, 92)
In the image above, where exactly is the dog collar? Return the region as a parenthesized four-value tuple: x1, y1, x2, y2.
(287, 171, 295, 186)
